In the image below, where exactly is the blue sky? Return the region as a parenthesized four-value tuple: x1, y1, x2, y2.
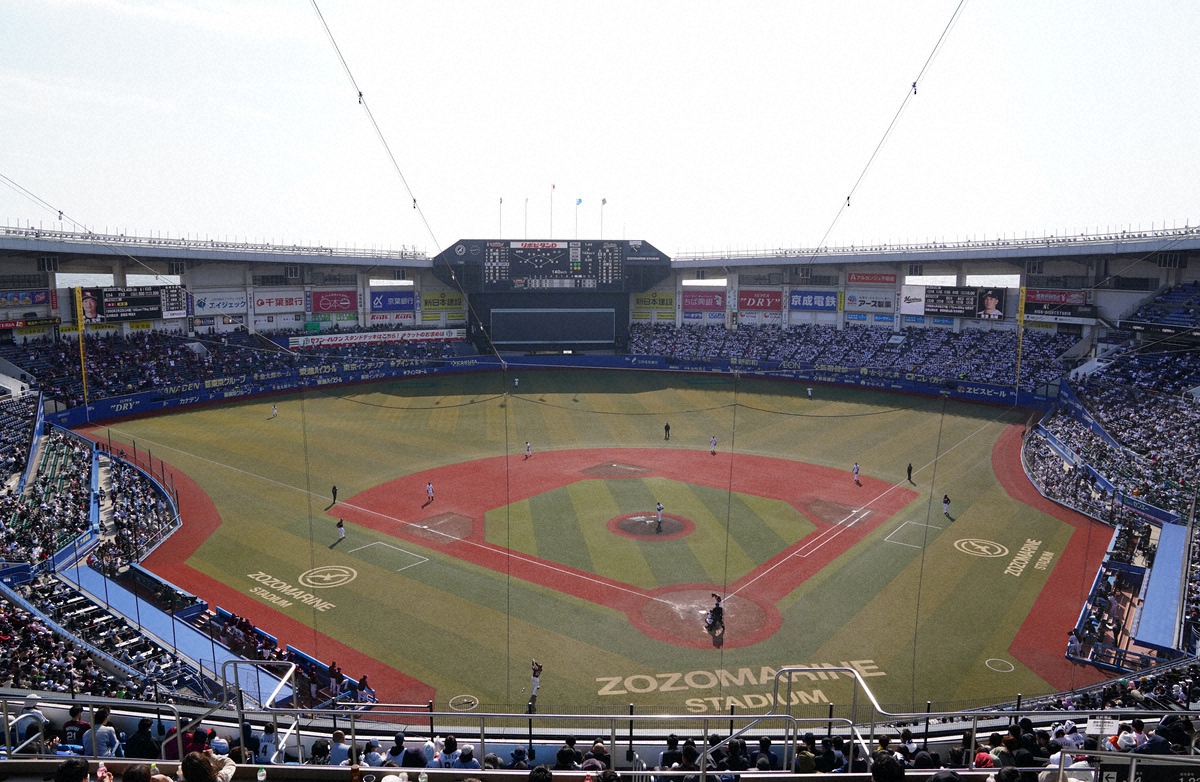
(2, 1, 1198, 258)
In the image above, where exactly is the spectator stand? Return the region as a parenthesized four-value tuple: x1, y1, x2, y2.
(0, 391, 37, 491)
(11, 391, 44, 495)
(55, 563, 285, 707)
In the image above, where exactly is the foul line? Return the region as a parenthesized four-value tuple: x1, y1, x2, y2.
(102, 428, 668, 606)
(732, 413, 1010, 601)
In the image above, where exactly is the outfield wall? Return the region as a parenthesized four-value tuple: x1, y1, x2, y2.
(46, 354, 1053, 428)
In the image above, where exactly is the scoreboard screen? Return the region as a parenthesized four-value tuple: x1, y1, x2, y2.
(482, 241, 621, 290)
(923, 287, 983, 317)
(77, 285, 188, 323)
(437, 239, 668, 293)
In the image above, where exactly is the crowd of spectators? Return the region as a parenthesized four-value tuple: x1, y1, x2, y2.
(0, 392, 38, 485)
(0, 429, 92, 567)
(0, 327, 468, 407)
(629, 323, 1079, 392)
(1021, 433, 1146, 527)
(0, 598, 139, 698)
(88, 459, 177, 578)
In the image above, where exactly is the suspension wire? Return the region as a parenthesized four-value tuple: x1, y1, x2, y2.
(803, 0, 969, 266)
(911, 393, 949, 708)
(306, 0, 507, 367)
(718, 372, 740, 662)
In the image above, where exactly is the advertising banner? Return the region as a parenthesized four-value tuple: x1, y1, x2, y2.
(369, 290, 415, 312)
(192, 290, 248, 314)
(844, 288, 894, 312)
(253, 288, 306, 313)
(421, 290, 465, 311)
(311, 290, 358, 313)
(899, 285, 926, 315)
(737, 290, 782, 311)
(681, 290, 726, 311)
(788, 290, 839, 312)
(0, 289, 50, 308)
(284, 328, 464, 349)
(1023, 289, 1095, 318)
(847, 272, 896, 285)
(632, 291, 675, 310)
(368, 312, 416, 325)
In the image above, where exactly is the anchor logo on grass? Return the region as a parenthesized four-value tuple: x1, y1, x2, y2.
(953, 539, 1009, 558)
(298, 565, 358, 588)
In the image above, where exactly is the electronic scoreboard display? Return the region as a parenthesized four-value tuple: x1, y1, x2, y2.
(437, 239, 668, 293)
(77, 285, 188, 323)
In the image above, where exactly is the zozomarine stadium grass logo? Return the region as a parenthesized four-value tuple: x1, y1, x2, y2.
(954, 539, 1009, 558)
(298, 565, 358, 588)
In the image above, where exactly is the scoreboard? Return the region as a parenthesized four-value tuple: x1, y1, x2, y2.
(482, 241, 623, 290)
(436, 239, 668, 293)
(78, 285, 188, 323)
(923, 287, 983, 317)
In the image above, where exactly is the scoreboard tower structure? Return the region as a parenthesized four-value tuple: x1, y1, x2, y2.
(432, 239, 670, 353)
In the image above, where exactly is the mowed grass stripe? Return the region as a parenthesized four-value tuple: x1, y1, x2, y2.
(530, 487, 592, 569)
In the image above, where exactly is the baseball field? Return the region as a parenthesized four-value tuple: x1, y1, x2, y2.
(79, 368, 1112, 716)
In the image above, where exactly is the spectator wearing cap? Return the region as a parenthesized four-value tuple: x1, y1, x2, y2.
(793, 738, 816, 774)
(510, 746, 529, 769)
(362, 738, 386, 767)
(396, 733, 427, 768)
(581, 759, 605, 774)
(452, 744, 481, 770)
(386, 732, 406, 766)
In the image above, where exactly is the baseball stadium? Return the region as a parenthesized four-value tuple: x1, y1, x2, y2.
(2, 2, 1200, 778)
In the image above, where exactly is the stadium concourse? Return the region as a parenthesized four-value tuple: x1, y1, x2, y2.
(0, 235, 1199, 773)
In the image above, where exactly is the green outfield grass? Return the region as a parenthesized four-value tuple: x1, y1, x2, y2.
(89, 369, 1089, 716)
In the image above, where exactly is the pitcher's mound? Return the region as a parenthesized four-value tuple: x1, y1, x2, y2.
(583, 462, 651, 477)
(610, 512, 691, 538)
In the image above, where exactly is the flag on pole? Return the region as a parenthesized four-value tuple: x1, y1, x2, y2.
(576, 198, 582, 206)
(552, 184, 556, 190)
(601, 198, 607, 206)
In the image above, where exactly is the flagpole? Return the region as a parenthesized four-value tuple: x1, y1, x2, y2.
(524, 198, 528, 239)
(550, 184, 555, 238)
(601, 198, 607, 239)
(499, 197, 503, 237)
(575, 199, 580, 239)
